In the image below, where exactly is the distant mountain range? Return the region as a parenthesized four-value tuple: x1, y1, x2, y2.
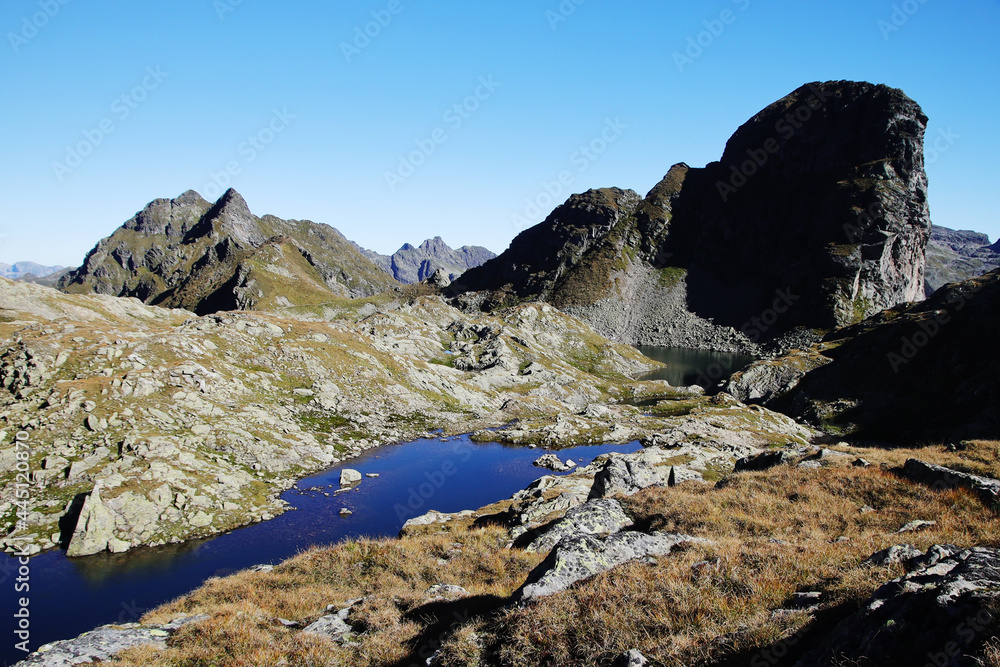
(0, 261, 65, 281)
(359, 237, 495, 284)
(924, 225, 1000, 295)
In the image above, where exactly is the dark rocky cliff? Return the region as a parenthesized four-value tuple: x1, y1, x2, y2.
(736, 268, 1000, 441)
(454, 81, 933, 351)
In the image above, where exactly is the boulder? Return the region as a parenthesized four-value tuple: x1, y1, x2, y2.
(613, 649, 650, 667)
(339, 469, 362, 488)
(526, 498, 633, 554)
(66, 486, 117, 557)
(734, 450, 789, 473)
(533, 453, 575, 472)
(516, 531, 705, 601)
(588, 457, 660, 500)
(861, 544, 923, 567)
(302, 598, 366, 645)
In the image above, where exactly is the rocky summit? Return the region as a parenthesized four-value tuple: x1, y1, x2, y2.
(359, 236, 496, 284)
(59, 189, 399, 315)
(454, 81, 932, 352)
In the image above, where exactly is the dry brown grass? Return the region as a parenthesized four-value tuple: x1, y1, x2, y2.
(112, 441, 1000, 666)
(484, 451, 1000, 666)
(113, 527, 541, 667)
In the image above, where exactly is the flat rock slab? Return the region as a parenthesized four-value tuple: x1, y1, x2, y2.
(902, 459, 1000, 510)
(526, 498, 633, 554)
(15, 616, 207, 666)
(516, 531, 706, 601)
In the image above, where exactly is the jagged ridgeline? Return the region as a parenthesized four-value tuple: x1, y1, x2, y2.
(453, 81, 932, 350)
(59, 189, 401, 315)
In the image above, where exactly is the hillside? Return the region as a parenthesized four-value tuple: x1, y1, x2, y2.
(727, 267, 1000, 441)
(0, 276, 664, 558)
(58, 189, 399, 315)
(925, 225, 1000, 295)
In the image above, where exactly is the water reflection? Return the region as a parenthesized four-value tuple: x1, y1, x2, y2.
(1, 436, 641, 666)
(636, 346, 757, 388)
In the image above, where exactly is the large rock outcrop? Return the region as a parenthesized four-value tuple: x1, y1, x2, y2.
(454, 81, 932, 351)
(60, 189, 399, 314)
(793, 547, 1000, 667)
(756, 268, 1000, 441)
(359, 236, 495, 284)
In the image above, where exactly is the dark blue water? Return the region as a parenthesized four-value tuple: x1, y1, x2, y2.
(637, 346, 757, 389)
(0, 436, 641, 665)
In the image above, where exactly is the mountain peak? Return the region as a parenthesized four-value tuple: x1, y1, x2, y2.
(361, 237, 496, 284)
(175, 190, 209, 206)
(199, 189, 264, 247)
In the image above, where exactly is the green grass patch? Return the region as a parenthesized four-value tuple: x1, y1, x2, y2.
(657, 266, 686, 288)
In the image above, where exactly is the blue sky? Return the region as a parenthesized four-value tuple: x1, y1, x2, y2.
(1, 0, 998, 265)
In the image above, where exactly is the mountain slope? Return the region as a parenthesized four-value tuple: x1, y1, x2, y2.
(924, 225, 1000, 295)
(727, 268, 1000, 441)
(360, 236, 496, 284)
(59, 189, 399, 314)
(455, 81, 932, 351)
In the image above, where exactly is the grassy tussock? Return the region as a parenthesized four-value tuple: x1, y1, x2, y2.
(115, 528, 541, 666)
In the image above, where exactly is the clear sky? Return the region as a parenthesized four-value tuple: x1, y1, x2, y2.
(1, 0, 998, 266)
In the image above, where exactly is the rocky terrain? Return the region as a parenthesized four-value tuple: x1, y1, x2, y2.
(454, 81, 932, 352)
(58, 189, 399, 314)
(925, 225, 1000, 295)
(359, 236, 495, 284)
(726, 267, 1000, 441)
(19, 438, 999, 666)
(0, 276, 667, 557)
